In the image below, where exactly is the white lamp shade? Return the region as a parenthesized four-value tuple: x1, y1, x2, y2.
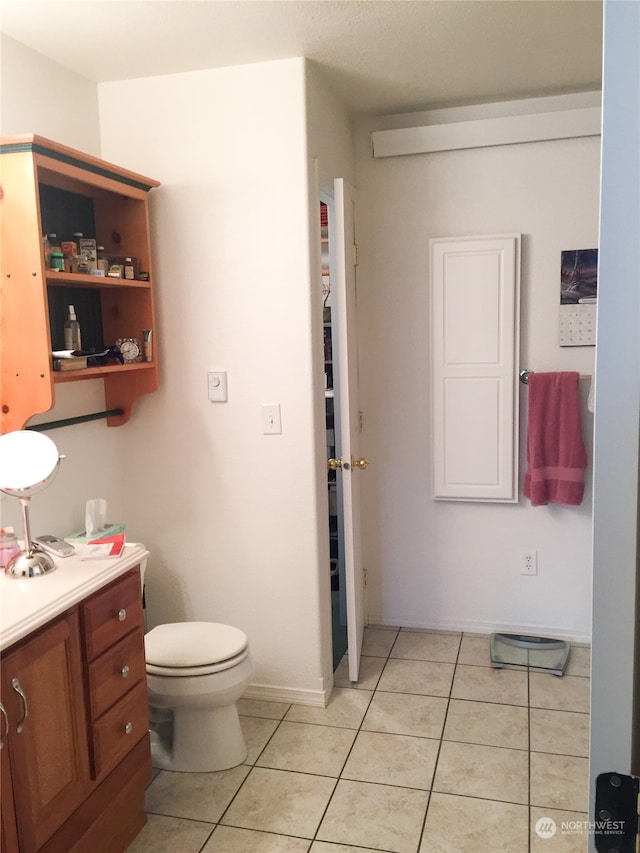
(0, 430, 61, 495)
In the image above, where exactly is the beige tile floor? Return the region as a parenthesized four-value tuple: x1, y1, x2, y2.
(126, 627, 591, 853)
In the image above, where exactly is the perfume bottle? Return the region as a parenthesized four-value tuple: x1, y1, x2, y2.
(0, 528, 20, 568)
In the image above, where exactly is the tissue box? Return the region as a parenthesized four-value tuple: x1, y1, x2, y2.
(64, 524, 126, 546)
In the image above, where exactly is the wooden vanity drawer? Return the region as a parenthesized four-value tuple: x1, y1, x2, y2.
(90, 680, 149, 780)
(87, 626, 146, 720)
(81, 569, 143, 661)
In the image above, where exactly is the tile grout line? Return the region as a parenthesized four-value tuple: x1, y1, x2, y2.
(214, 702, 294, 832)
(309, 626, 399, 848)
(415, 629, 464, 853)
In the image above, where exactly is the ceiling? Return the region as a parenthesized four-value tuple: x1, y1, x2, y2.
(0, 0, 603, 115)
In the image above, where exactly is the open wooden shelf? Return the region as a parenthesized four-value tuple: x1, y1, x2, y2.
(0, 134, 160, 431)
(53, 362, 155, 383)
(46, 272, 152, 290)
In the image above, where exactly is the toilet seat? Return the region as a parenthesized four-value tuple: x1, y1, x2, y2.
(146, 647, 249, 676)
(145, 622, 249, 676)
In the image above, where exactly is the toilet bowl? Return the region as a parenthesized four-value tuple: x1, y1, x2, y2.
(145, 621, 253, 772)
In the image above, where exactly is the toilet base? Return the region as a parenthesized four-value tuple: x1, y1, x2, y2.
(150, 703, 248, 772)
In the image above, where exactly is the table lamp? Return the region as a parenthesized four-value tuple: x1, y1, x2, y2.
(0, 430, 63, 578)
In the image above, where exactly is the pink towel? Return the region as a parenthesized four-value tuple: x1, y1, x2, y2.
(523, 372, 587, 506)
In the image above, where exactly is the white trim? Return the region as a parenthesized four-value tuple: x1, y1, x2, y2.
(372, 106, 601, 158)
(243, 682, 331, 707)
(368, 613, 591, 645)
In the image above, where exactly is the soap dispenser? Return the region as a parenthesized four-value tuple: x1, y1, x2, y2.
(63, 305, 82, 351)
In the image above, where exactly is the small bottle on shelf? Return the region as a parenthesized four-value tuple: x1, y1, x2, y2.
(47, 234, 63, 270)
(61, 238, 77, 272)
(124, 257, 137, 280)
(63, 305, 82, 351)
(72, 233, 91, 274)
(42, 234, 51, 268)
(96, 246, 109, 274)
(49, 250, 64, 271)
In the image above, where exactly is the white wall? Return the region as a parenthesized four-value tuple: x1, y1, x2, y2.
(0, 37, 131, 541)
(354, 114, 599, 641)
(306, 62, 356, 192)
(97, 58, 335, 702)
(0, 35, 100, 154)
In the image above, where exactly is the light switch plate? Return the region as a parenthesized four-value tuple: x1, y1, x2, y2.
(207, 371, 227, 402)
(262, 404, 282, 434)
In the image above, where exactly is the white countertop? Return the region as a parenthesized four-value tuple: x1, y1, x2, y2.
(0, 543, 149, 651)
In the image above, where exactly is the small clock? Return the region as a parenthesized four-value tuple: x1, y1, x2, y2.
(115, 337, 142, 363)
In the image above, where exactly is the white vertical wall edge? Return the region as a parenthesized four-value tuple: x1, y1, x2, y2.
(372, 107, 601, 158)
(430, 234, 521, 501)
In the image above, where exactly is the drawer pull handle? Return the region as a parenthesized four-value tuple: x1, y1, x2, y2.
(124, 722, 133, 735)
(0, 702, 8, 749)
(121, 665, 130, 678)
(11, 678, 28, 734)
(117, 608, 127, 622)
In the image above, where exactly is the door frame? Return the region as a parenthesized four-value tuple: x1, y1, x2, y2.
(589, 0, 640, 839)
(316, 178, 366, 684)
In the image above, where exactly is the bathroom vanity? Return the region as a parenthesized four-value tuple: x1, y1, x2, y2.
(0, 545, 150, 853)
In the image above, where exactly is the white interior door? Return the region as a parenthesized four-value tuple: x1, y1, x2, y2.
(333, 178, 366, 682)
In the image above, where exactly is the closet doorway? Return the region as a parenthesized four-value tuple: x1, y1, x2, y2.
(320, 180, 366, 681)
(321, 199, 348, 669)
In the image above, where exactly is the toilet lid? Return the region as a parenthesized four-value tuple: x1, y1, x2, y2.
(145, 622, 248, 668)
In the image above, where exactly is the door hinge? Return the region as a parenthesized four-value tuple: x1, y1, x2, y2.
(359, 410, 364, 432)
(352, 244, 359, 266)
(362, 567, 367, 589)
(594, 772, 639, 851)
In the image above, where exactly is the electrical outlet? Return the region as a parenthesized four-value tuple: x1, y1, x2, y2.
(521, 550, 538, 576)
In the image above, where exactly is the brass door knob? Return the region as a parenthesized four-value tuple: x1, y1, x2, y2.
(351, 457, 369, 470)
(327, 458, 342, 470)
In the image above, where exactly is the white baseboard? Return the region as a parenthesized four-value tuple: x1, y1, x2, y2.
(243, 681, 331, 707)
(367, 613, 591, 645)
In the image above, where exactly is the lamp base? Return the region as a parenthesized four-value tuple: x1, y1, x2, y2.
(5, 548, 56, 578)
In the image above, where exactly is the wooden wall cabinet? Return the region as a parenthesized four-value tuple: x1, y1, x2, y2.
(0, 135, 160, 433)
(0, 568, 150, 853)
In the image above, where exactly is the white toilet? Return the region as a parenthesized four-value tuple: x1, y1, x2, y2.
(144, 621, 253, 772)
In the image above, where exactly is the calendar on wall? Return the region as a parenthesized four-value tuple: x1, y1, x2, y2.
(559, 248, 598, 346)
(560, 302, 597, 346)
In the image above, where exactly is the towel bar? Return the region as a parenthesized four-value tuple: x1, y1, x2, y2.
(519, 369, 591, 385)
(26, 409, 125, 432)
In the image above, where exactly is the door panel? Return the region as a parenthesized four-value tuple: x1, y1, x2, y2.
(2, 612, 91, 851)
(430, 234, 521, 501)
(333, 178, 365, 682)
